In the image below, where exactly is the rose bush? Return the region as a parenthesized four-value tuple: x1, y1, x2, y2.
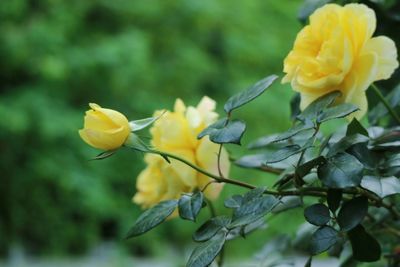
(79, 2, 400, 267)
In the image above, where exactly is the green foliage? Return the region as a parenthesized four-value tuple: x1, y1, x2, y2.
(1, 0, 302, 257)
(198, 74, 278, 145)
(361, 176, 400, 198)
(304, 204, 330, 226)
(187, 230, 227, 267)
(223, 75, 278, 114)
(193, 216, 230, 242)
(178, 192, 204, 222)
(126, 200, 178, 238)
(198, 118, 246, 145)
(318, 152, 364, 188)
(309, 226, 339, 255)
(348, 225, 382, 262)
(337, 197, 368, 232)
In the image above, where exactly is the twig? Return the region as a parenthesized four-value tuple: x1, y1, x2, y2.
(371, 83, 400, 124)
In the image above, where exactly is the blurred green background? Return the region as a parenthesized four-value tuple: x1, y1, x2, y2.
(2, 0, 397, 266)
(0, 0, 300, 264)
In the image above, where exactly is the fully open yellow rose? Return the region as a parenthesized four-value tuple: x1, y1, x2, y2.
(283, 3, 398, 119)
(133, 97, 230, 208)
(79, 103, 131, 150)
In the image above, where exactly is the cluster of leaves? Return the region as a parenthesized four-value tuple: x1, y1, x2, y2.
(126, 75, 279, 266)
(237, 89, 400, 265)
(126, 70, 400, 266)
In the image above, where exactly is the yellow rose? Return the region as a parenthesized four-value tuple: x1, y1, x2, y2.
(283, 3, 399, 119)
(133, 97, 230, 208)
(79, 103, 131, 150)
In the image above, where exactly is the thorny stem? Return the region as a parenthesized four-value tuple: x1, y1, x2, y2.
(371, 83, 400, 124)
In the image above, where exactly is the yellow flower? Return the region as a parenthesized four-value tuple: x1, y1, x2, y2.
(133, 97, 230, 208)
(283, 3, 398, 119)
(79, 103, 131, 150)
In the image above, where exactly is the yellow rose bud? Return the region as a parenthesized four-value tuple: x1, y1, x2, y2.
(283, 3, 399, 119)
(133, 97, 230, 209)
(79, 103, 131, 150)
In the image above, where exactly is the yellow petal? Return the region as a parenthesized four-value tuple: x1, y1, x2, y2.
(79, 127, 129, 150)
(197, 96, 216, 113)
(364, 36, 399, 81)
(342, 4, 376, 53)
(78, 129, 97, 148)
(347, 52, 378, 95)
(174, 98, 186, 114)
(160, 163, 191, 200)
(96, 107, 129, 129)
(84, 111, 115, 131)
(168, 149, 197, 187)
(150, 112, 193, 150)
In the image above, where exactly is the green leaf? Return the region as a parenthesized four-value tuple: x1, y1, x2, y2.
(230, 195, 279, 228)
(187, 230, 227, 267)
(193, 216, 231, 242)
(224, 195, 243, 209)
(126, 200, 178, 238)
(235, 153, 268, 169)
(272, 196, 302, 214)
(197, 118, 246, 145)
(274, 120, 315, 143)
(348, 225, 381, 262)
(129, 112, 164, 132)
(317, 103, 359, 123)
(310, 226, 339, 255)
(247, 133, 281, 149)
(304, 203, 331, 226)
(327, 189, 342, 213)
(224, 75, 278, 114)
(124, 133, 150, 152)
(346, 119, 369, 137)
(290, 93, 301, 120)
(296, 156, 326, 178)
(370, 128, 400, 150)
(361, 176, 400, 198)
(242, 187, 266, 202)
(91, 150, 117, 160)
(299, 91, 341, 120)
(264, 145, 304, 164)
(327, 134, 369, 157)
(337, 197, 368, 232)
(346, 143, 377, 171)
(317, 152, 364, 188)
(178, 192, 204, 221)
(386, 154, 400, 168)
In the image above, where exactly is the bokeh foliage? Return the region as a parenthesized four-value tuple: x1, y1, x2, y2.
(0, 0, 301, 257)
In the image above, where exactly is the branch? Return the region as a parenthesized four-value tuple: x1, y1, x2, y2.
(146, 149, 400, 220)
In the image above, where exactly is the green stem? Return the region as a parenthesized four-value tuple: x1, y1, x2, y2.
(148, 150, 256, 190)
(371, 84, 400, 124)
(145, 149, 400, 219)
